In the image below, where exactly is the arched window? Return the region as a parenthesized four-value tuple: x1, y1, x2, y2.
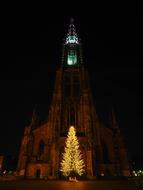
(102, 142, 110, 164)
(38, 140, 45, 157)
(70, 107, 75, 125)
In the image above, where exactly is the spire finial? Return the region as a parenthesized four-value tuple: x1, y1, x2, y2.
(30, 104, 38, 127)
(65, 18, 79, 44)
(70, 17, 74, 24)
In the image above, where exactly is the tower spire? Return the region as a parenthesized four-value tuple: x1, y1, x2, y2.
(65, 18, 79, 44)
(30, 105, 38, 128)
(70, 17, 74, 24)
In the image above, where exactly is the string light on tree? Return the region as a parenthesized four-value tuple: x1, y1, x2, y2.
(60, 126, 85, 177)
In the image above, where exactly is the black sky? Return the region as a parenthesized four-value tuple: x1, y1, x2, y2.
(0, 2, 143, 165)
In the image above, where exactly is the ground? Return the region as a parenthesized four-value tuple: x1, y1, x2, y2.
(0, 179, 143, 190)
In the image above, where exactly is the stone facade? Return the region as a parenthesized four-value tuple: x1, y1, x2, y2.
(17, 21, 131, 179)
(0, 156, 4, 171)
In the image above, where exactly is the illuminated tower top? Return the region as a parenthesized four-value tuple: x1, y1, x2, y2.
(65, 18, 79, 45)
(62, 18, 82, 67)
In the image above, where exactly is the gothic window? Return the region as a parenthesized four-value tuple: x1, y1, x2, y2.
(47, 147, 51, 162)
(38, 140, 45, 157)
(72, 76, 80, 96)
(64, 76, 70, 84)
(73, 76, 79, 83)
(70, 107, 75, 125)
(102, 143, 110, 164)
(63, 76, 71, 98)
(73, 84, 80, 96)
(65, 84, 71, 97)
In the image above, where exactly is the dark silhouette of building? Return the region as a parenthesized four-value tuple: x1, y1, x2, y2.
(0, 155, 17, 172)
(17, 19, 131, 179)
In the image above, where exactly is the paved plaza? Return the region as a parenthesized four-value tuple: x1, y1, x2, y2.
(0, 179, 143, 190)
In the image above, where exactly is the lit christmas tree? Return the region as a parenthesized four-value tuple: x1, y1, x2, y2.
(60, 126, 85, 178)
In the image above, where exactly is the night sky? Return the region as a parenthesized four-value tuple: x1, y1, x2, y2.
(0, 2, 143, 167)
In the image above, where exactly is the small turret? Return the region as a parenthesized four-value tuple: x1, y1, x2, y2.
(30, 105, 39, 130)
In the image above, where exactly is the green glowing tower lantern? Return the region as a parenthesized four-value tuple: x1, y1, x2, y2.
(63, 18, 82, 67)
(67, 50, 77, 65)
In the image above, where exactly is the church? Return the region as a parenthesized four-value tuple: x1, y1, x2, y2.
(17, 20, 131, 179)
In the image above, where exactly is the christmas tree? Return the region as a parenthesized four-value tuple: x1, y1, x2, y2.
(60, 126, 85, 177)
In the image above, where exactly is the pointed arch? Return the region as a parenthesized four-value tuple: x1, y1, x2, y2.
(102, 142, 110, 164)
(38, 139, 45, 157)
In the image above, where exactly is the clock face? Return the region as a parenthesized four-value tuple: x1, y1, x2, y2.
(67, 50, 77, 65)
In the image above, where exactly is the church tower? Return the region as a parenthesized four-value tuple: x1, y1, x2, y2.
(17, 19, 131, 179)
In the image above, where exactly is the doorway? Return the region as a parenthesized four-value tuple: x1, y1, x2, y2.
(36, 169, 41, 179)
